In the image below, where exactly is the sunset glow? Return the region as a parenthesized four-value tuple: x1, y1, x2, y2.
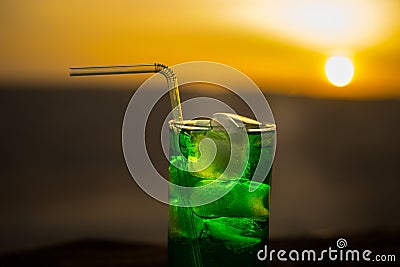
(231, 0, 399, 50)
(0, 0, 399, 98)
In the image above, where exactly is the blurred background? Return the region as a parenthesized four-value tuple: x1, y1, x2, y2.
(1, 0, 400, 265)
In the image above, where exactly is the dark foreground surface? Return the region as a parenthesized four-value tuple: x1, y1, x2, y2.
(0, 233, 398, 267)
(0, 240, 167, 267)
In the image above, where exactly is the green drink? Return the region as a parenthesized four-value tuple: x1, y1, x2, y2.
(169, 115, 275, 267)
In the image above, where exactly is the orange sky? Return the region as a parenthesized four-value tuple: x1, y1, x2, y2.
(1, 0, 399, 99)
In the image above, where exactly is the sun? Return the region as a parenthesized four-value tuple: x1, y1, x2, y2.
(325, 56, 354, 87)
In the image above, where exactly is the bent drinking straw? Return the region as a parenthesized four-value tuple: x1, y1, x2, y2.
(70, 63, 203, 267)
(70, 63, 183, 123)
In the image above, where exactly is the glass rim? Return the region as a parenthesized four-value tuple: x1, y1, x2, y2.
(169, 119, 276, 133)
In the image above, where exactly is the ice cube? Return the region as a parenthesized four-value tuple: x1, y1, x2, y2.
(187, 130, 230, 179)
(212, 113, 262, 128)
(191, 180, 270, 219)
(204, 218, 261, 248)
